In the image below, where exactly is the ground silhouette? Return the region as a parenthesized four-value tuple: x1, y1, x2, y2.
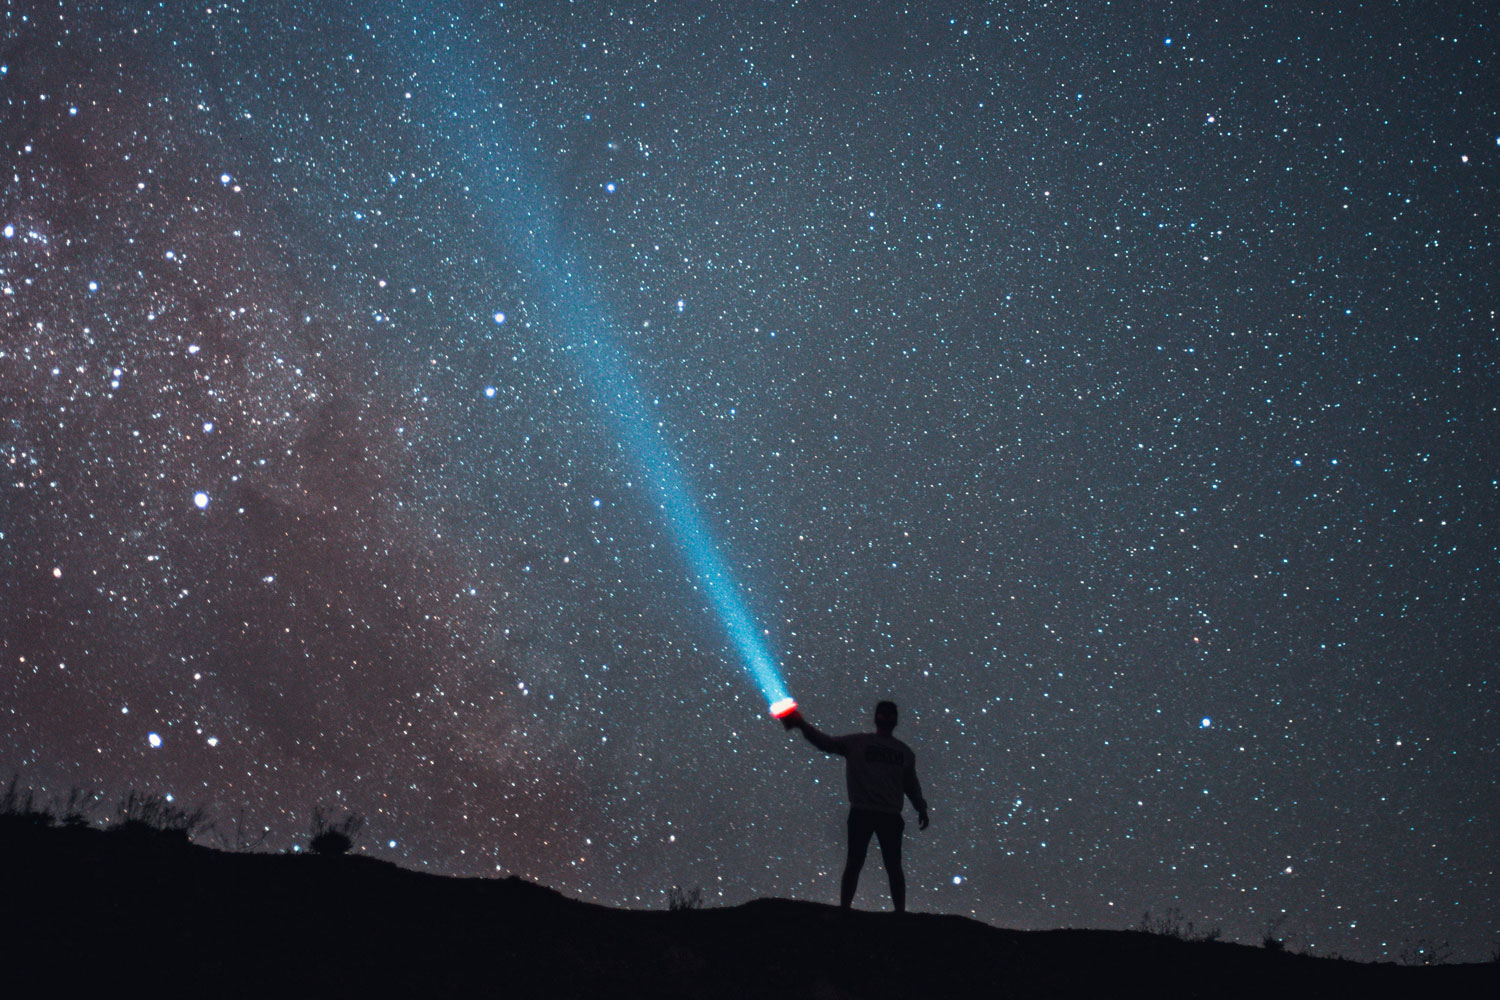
(2, 815, 1493, 998)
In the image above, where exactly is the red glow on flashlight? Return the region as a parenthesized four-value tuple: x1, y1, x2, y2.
(770, 698, 797, 718)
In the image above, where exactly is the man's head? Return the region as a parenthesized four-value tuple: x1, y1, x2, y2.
(874, 700, 898, 734)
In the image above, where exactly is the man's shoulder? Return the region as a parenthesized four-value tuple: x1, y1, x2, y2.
(884, 735, 916, 759)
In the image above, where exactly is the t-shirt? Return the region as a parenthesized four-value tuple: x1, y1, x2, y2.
(818, 732, 927, 816)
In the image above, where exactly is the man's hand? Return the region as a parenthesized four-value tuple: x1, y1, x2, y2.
(780, 708, 805, 731)
(917, 809, 930, 831)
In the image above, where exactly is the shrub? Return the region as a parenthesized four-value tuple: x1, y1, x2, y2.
(113, 791, 208, 840)
(55, 787, 102, 828)
(1399, 939, 1452, 966)
(668, 886, 703, 912)
(0, 776, 48, 825)
(1138, 908, 1220, 943)
(1, 780, 105, 830)
(1260, 914, 1288, 952)
(308, 808, 364, 855)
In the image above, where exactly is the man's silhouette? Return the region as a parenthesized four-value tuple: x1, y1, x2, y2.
(783, 701, 929, 912)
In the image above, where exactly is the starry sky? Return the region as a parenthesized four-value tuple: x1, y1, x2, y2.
(3, 0, 1496, 962)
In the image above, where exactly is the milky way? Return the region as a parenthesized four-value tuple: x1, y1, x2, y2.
(3, 2, 1496, 961)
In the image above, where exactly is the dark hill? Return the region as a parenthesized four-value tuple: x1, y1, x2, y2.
(2, 817, 1492, 998)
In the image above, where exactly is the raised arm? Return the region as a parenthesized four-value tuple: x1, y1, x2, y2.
(784, 711, 847, 755)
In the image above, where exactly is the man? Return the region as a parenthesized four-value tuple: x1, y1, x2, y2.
(783, 700, 929, 912)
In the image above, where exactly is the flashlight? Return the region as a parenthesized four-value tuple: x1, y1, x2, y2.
(770, 698, 799, 729)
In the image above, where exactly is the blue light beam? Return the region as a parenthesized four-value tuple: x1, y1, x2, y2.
(573, 329, 791, 708)
(393, 5, 791, 709)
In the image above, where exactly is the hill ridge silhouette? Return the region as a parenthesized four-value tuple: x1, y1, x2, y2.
(3, 817, 1493, 998)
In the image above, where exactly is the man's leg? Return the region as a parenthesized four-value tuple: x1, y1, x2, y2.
(842, 810, 876, 909)
(873, 813, 906, 912)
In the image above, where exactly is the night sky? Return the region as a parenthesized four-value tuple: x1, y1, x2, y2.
(4, 0, 1496, 962)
